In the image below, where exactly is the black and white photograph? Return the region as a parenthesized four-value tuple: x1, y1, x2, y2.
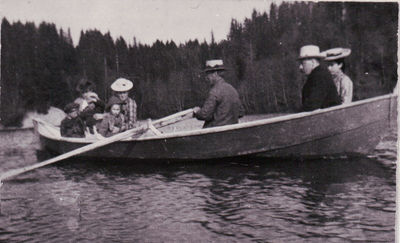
(0, 0, 398, 242)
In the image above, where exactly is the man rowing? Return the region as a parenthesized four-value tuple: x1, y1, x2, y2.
(193, 59, 244, 128)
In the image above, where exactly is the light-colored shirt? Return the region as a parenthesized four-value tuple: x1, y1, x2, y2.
(332, 71, 353, 104)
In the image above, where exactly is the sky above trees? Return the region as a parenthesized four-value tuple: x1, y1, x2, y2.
(1, 0, 279, 46)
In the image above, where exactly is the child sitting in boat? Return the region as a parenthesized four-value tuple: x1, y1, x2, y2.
(60, 103, 85, 138)
(97, 103, 127, 137)
(80, 97, 105, 134)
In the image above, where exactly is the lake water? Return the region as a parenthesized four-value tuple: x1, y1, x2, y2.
(0, 128, 397, 242)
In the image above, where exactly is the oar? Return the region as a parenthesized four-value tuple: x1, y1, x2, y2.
(0, 108, 195, 182)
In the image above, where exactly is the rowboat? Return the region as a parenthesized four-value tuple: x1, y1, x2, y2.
(33, 93, 397, 160)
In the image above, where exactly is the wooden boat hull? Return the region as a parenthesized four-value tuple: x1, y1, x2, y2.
(36, 94, 397, 160)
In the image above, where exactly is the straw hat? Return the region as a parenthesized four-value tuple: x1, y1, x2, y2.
(298, 45, 326, 60)
(203, 59, 226, 73)
(111, 78, 133, 92)
(322, 47, 351, 61)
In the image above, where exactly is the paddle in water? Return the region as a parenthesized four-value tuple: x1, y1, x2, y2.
(0, 108, 195, 182)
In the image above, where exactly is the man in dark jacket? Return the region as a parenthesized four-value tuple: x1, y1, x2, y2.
(193, 59, 244, 128)
(298, 45, 341, 111)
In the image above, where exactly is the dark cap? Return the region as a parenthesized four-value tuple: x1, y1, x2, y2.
(106, 96, 123, 111)
(64, 103, 79, 113)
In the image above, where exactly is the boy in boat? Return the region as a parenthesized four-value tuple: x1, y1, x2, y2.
(193, 59, 244, 128)
(60, 103, 85, 138)
(298, 45, 341, 111)
(97, 102, 127, 137)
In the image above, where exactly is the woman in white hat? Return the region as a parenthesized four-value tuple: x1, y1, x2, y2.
(107, 78, 137, 129)
(322, 47, 353, 104)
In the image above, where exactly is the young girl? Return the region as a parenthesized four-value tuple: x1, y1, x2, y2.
(97, 103, 127, 137)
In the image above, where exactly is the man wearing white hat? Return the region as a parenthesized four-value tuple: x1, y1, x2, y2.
(298, 45, 341, 111)
(322, 47, 353, 104)
(107, 78, 137, 129)
(193, 59, 244, 128)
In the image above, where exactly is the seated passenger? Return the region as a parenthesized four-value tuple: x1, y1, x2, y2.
(193, 59, 244, 128)
(80, 97, 105, 134)
(322, 47, 353, 104)
(97, 103, 126, 137)
(80, 100, 98, 134)
(77, 91, 103, 112)
(60, 103, 85, 138)
(298, 45, 341, 111)
(107, 78, 137, 129)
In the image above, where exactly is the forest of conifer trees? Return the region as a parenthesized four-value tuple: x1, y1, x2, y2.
(1, 1, 398, 127)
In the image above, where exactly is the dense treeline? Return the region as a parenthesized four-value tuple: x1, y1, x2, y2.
(1, 2, 397, 126)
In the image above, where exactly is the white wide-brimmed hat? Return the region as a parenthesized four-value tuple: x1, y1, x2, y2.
(83, 91, 99, 103)
(111, 78, 133, 92)
(298, 45, 326, 60)
(203, 59, 226, 73)
(322, 47, 351, 61)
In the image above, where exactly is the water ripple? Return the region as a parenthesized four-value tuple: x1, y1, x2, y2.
(0, 129, 396, 242)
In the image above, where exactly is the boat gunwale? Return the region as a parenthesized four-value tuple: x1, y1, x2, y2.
(34, 93, 396, 144)
(0, 127, 34, 132)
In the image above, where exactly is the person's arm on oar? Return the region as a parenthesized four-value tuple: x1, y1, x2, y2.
(0, 108, 195, 182)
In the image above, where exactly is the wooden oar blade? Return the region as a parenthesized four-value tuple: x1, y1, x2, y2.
(152, 108, 195, 128)
(0, 125, 147, 182)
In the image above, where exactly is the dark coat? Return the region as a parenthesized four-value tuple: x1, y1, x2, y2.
(60, 116, 85, 138)
(195, 79, 244, 128)
(302, 65, 341, 111)
(80, 100, 104, 127)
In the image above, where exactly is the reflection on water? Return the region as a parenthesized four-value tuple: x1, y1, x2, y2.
(0, 129, 396, 242)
